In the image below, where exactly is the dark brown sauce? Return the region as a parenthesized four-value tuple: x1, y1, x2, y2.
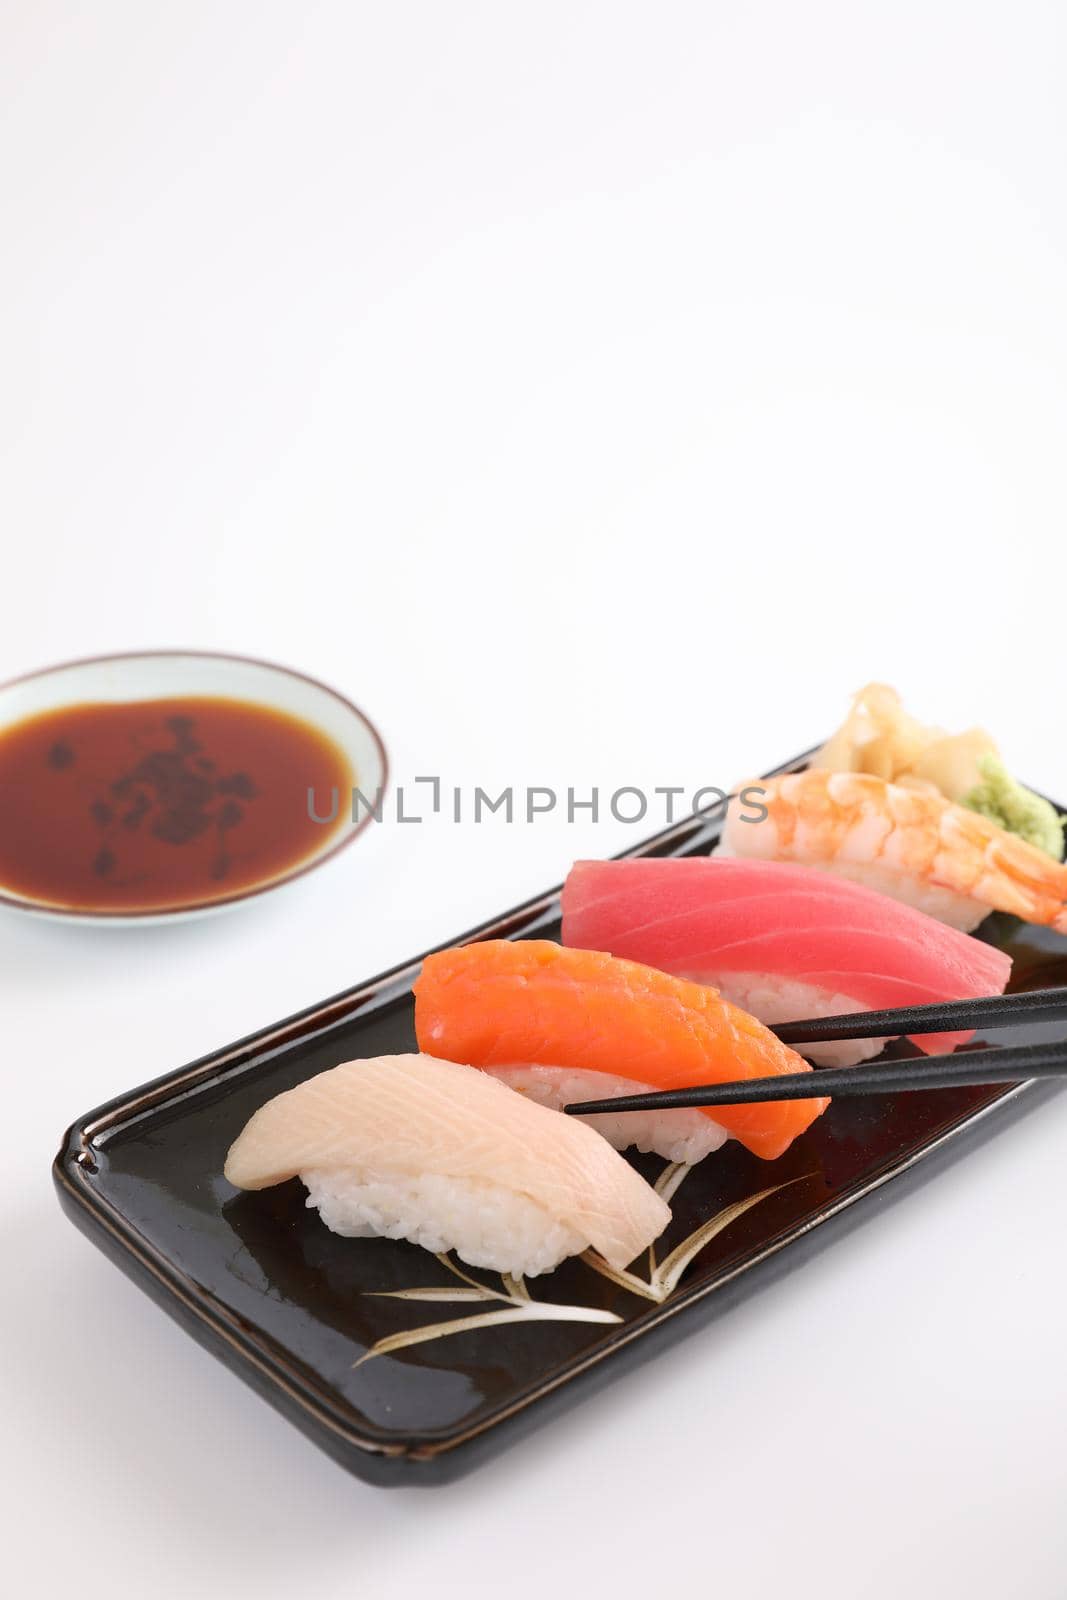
(0, 697, 354, 912)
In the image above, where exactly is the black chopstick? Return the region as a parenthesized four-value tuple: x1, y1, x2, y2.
(562, 1038, 1067, 1115)
(768, 986, 1067, 1045)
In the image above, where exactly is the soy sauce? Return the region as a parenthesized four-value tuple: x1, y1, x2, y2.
(0, 697, 354, 912)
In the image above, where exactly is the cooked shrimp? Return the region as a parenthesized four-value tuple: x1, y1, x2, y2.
(722, 768, 1067, 934)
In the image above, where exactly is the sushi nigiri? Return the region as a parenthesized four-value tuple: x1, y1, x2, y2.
(722, 768, 1067, 934)
(561, 857, 1012, 1067)
(413, 941, 826, 1163)
(224, 1053, 669, 1276)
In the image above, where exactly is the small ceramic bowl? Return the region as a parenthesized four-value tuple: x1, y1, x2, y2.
(0, 651, 388, 925)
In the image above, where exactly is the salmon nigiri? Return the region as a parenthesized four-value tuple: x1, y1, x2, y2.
(413, 941, 827, 1163)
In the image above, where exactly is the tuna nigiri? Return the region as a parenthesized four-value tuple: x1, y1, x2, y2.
(562, 857, 1012, 1066)
(224, 1053, 670, 1275)
(722, 767, 1067, 934)
(414, 941, 827, 1162)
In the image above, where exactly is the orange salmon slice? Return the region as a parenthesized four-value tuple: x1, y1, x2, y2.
(414, 940, 828, 1161)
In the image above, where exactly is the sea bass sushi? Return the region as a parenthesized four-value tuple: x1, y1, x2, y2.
(414, 941, 826, 1163)
(562, 857, 1012, 1067)
(722, 768, 1067, 934)
(224, 1053, 670, 1275)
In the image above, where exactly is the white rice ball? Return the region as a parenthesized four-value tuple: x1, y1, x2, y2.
(302, 1165, 585, 1278)
(486, 1065, 729, 1164)
(700, 972, 891, 1068)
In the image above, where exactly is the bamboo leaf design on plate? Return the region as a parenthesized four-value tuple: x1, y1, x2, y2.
(647, 1161, 694, 1275)
(355, 1255, 620, 1365)
(355, 1307, 547, 1365)
(584, 1171, 811, 1304)
(579, 1252, 665, 1303)
(650, 1182, 792, 1297)
(354, 1171, 812, 1364)
(655, 1161, 694, 1205)
(436, 1253, 500, 1295)
(365, 1255, 507, 1305)
(366, 1287, 493, 1303)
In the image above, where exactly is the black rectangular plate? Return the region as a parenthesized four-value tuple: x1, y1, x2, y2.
(54, 750, 1067, 1485)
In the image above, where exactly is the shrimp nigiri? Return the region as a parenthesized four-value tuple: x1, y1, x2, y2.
(722, 767, 1067, 934)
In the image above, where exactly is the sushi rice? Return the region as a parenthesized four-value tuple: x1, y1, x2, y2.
(303, 1166, 586, 1278)
(685, 975, 888, 1068)
(487, 1065, 729, 1163)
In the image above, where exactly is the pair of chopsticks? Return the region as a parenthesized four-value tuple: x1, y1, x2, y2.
(562, 987, 1067, 1116)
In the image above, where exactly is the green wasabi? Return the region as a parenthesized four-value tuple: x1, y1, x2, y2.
(962, 755, 1066, 859)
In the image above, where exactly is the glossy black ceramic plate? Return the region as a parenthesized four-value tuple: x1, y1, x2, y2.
(54, 749, 1067, 1486)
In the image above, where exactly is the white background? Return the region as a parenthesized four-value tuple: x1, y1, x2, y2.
(3, 3, 1066, 1596)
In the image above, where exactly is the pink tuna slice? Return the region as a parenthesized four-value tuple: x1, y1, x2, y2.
(561, 857, 1012, 1055)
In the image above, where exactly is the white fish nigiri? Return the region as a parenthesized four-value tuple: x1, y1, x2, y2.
(224, 1053, 670, 1276)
